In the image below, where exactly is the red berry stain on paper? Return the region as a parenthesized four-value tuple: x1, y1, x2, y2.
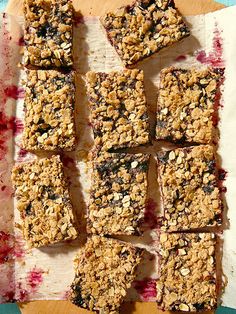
(4, 85, 25, 100)
(212, 68, 225, 127)
(17, 148, 29, 161)
(0, 112, 23, 136)
(12, 117, 24, 135)
(0, 231, 13, 264)
(133, 278, 157, 301)
(3, 290, 16, 302)
(0, 183, 14, 200)
(18, 36, 25, 46)
(14, 236, 25, 259)
(196, 26, 224, 67)
(62, 289, 71, 300)
(144, 198, 160, 229)
(0, 15, 25, 161)
(219, 168, 227, 181)
(0, 104, 24, 160)
(27, 268, 44, 290)
(16, 268, 44, 302)
(0, 232, 25, 264)
(16, 283, 29, 302)
(175, 54, 187, 62)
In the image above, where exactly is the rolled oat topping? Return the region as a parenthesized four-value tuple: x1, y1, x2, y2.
(157, 145, 222, 231)
(86, 69, 150, 151)
(11, 155, 78, 248)
(156, 67, 223, 144)
(157, 233, 217, 312)
(22, 69, 76, 151)
(24, 0, 73, 67)
(101, 0, 190, 67)
(71, 235, 143, 313)
(88, 152, 150, 235)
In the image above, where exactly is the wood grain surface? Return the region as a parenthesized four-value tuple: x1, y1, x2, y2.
(6, 0, 225, 16)
(6, 0, 225, 313)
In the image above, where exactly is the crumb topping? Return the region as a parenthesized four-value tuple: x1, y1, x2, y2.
(101, 0, 189, 66)
(24, 0, 73, 67)
(71, 235, 143, 313)
(12, 155, 78, 248)
(22, 70, 76, 151)
(157, 232, 217, 312)
(158, 145, 222, 231)
(88, 152, 150, 235)
(156, 67, 222, 144)
(86, 69, 150, 151)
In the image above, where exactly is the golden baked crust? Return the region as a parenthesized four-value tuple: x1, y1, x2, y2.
(157, 232, 217, 312)
(157, 145, 222, 231)
(86, 69, 150, 151)
(156, 67, 223, 144)
(24, 0, 73, 67)
(101, 0, 189, 67)
(12, 156, 78, 248)
(22, 70, 76, 151)
(71, 236, 143, 313)
(88, 152, 150, 235)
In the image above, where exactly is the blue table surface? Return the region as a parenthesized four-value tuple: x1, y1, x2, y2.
(0, 0, 236, 313)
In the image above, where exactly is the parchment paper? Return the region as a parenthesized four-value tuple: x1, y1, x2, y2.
(0, 5, 236, 308)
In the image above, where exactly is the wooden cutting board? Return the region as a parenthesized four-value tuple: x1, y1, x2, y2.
(5, 0, 225, 313)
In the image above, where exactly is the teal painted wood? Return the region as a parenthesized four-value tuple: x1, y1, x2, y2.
(0, 304, 235, 314)
(217, 0, 236, 5)
(0, 0, 8, 11)
(0, 304, 21, 314)
(217, 306, 236, 314)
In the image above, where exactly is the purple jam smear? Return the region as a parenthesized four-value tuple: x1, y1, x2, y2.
(16, 268, 44, 302)
(18, 36, 25, 46)
(17, 148, 29, 161)
(196, 26, 224, 68)
(0, 231, 14, 264)
(27, 268, 44, 290)
(133, 278, 157, 301)
(144, 198, 161, 229)
(175, 55, 187, 62)
(218, 168, 228, 181)
(4, 85, 25, 100)
(0, 232, 25, 264)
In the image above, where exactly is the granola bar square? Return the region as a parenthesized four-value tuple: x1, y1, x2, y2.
(88, 152, 150, 235)
(71, 235, 143, 313)
(157, 233, 217, 312)
(156, 67, 223, 144)
(11, 155, 78, 248)
(22, 69, 76, 151)
(24, 0, 73, 67)
(86, 69, 150, 151)
(157, 145, 222, 231)
(101, 0, 190, 67)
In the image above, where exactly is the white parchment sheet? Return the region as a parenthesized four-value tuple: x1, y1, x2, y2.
(0, 5, 236, 308)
